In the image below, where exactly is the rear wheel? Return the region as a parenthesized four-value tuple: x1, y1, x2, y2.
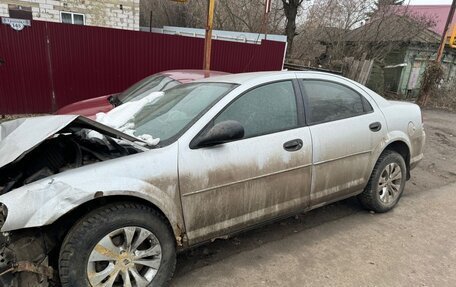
(358, 150, 407, 213)
(59, 202, 176, 287)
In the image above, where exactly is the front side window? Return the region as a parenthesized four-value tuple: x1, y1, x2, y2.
(61, 12, 85, 25)
(214, 81, 298, 139)
(302, 80, 369, 124)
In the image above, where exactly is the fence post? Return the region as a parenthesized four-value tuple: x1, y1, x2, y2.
(45, 22, 57, 113)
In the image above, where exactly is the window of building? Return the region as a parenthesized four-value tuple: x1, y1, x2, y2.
(8, 5, 32, 20)
(61, 12, 85, 25)
(214, 81, 298, 139)
(302, 80, 372, 124)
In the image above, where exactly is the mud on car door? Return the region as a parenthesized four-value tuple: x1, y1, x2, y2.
(178, 80, 313, 245)
(299, 79, 387, 206)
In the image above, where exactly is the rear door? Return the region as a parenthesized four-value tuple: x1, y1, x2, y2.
(298, 76, 387, 207)
(178, 79, 312, 244)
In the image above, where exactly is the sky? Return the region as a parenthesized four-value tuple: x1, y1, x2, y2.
(407, 0, 452, 4)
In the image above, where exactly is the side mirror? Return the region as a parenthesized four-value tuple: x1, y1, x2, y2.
(192, 120, 244, 148)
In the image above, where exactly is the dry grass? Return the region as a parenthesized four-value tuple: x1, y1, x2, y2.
(382, 81, 456, 112)
(416, 62, 445, 107)
(427, 82, 456, 112)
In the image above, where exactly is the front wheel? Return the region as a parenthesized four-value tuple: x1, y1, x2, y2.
(358, 150, 407, 213)
(59, 202, 176, 287)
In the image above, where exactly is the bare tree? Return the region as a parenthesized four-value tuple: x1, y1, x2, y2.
(289, 0, 435, 67)
(214, 0, 285, 33)
(281, 0, 308, 55)
(140, 0, 285, 34)
(140, 0, 207, 28)
(372, 0, 405, 10)
(347, 4, 436, 60)
(289, 0, 372, 65)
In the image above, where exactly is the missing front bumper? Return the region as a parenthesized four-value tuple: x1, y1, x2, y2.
(0, 230, 55, 287)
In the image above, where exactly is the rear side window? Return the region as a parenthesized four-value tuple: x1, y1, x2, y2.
(302, 80, 371, 124)
(214, 81, 298, 138)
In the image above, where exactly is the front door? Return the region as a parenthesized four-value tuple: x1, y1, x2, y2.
(179, 80, 312, 244)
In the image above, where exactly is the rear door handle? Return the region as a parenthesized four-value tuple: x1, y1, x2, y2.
(369, 122, 382, 132)
(283, 139, 303, 152)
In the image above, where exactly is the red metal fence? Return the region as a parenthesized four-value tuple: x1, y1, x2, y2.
(0, 20, 286, 114)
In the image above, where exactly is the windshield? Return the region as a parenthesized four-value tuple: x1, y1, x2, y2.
(118, 74, 180, 103)
(132, 82, 236, 143)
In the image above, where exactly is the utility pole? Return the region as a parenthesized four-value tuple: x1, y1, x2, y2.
(436, 0, 456, 63)
(149, 10, 153, 32)
(203, 0, 216, 72)
(168, 0, 213, 71)
(418, 0, 456, 107)
(261, 0, 272, 38)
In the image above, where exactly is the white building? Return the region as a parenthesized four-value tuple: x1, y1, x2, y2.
(0, 0, 140, 30)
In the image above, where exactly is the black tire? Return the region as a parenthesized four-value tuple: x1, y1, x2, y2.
(358, 150, 407, 213)
(59, 202, 176, 287)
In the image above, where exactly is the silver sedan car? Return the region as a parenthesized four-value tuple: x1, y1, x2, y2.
(0, 71, 425, 286)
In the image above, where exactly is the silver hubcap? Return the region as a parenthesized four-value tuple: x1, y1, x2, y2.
(87, 226, 162, 287)
(378, 163, 402, 204)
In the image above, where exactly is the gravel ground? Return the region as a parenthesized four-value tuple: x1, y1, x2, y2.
(171, 109, 456, 287)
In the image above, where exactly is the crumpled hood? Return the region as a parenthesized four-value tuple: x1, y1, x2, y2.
(0, 115, 79, 169)
(0, 115, 145, 170)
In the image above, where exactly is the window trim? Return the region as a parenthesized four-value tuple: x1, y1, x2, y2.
(190, 79, 304, 149)
(299, 79, 374, 126)
(60, 11, 85, 25)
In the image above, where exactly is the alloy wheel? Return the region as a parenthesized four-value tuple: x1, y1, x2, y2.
(87, 226, 162, 287)
(378, 163, 403, 204)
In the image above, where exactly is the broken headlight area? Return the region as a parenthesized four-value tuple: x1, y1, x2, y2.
(0, 130, 142, 195)
(0, 229, 57, 287)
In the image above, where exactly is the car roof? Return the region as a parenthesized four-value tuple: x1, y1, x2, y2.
(195, 71, 345, 84)
(160, 69, 229, 83)
(194, 71, 388, 106)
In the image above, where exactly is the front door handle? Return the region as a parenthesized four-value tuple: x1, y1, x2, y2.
(283, 139, 303, 152)
(369, 122, 382, 132)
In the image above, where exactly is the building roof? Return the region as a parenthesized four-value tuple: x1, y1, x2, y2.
(401, 5, 455, 36)
(345, 14, 441, 44)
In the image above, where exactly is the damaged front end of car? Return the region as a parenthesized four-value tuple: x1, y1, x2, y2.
(0, 116, 148, 194)
(0, 115, 151, 286)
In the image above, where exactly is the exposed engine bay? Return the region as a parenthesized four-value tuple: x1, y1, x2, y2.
(0, 131, 141, 195)
(0, 116, 149, 286)
(0, 116, 147, 196)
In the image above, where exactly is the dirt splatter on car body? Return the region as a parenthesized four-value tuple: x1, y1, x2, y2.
(0, 72, 426, 286)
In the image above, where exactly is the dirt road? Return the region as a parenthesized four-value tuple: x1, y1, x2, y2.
(172, 109, 456, 287)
